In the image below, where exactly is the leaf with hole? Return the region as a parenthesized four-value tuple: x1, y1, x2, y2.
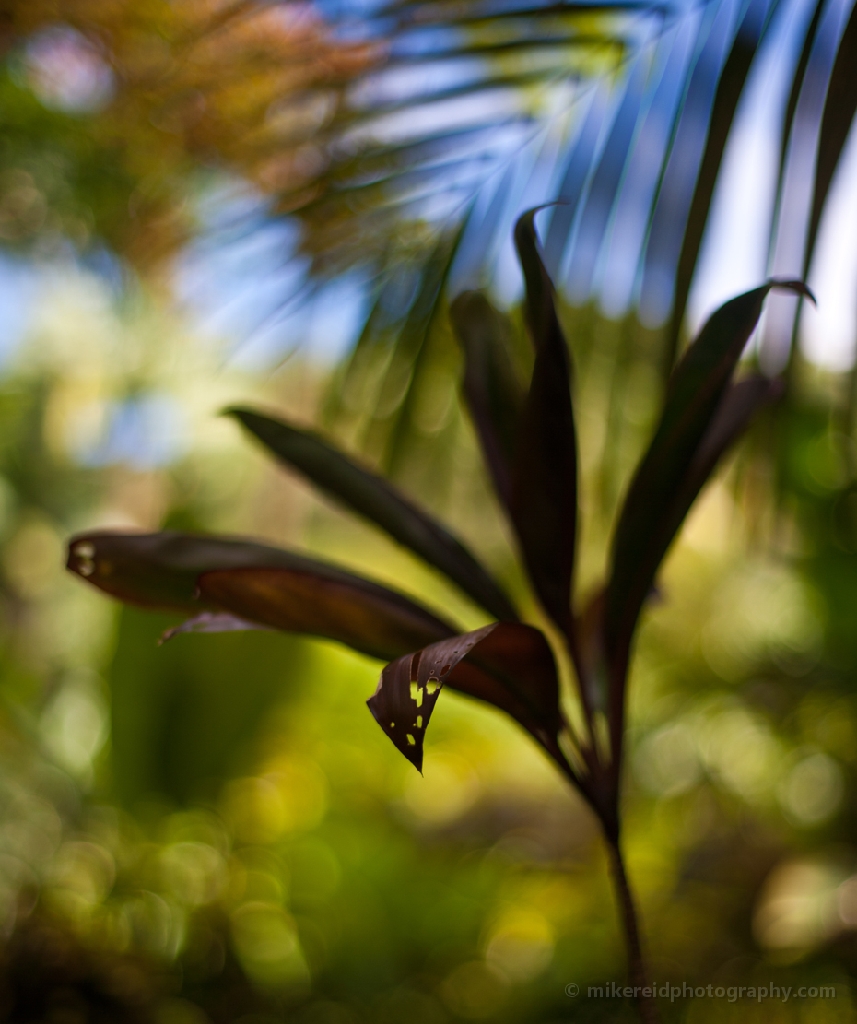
(368, 621, 565, 772)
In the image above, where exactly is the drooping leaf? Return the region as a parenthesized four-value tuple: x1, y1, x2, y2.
(510, 210, 578, 638)
(450, 291, 526, 508)
(67, 531, 457, 663)
(225, 408, 518, 622)
(367, 622, 565, 772)
(604, 281, 812, 671)
(804, 0, 857, 274)
(66, 531, 303, 612)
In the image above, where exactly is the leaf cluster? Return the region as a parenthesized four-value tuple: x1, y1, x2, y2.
(66, 214, 810, 837)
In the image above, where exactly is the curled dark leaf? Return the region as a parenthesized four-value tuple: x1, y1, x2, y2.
(368, 621, 564, 771)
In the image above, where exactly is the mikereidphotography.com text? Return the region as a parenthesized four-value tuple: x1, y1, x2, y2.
(566, 982, 837, 1004)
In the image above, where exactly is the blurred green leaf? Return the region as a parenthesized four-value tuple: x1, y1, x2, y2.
(109, 606, 310, 807)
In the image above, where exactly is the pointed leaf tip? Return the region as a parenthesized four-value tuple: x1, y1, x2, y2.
(369, 625, 495, 771)
(766, 277, 816, 305)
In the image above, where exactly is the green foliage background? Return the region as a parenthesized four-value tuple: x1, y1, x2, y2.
(0, 1, 857, 1022)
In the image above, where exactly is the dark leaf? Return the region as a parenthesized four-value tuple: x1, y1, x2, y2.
(225, 408, 517, 622)
(379, 1, 664, 28)
(67, 531, 457, 663)
(197, 566, 456, 663)
(368, 622, 564, 771)
(510, 210, 578, 638)
(450, 291, 526, 508)
(604, 281, 812, 670)
(67, 531, 306, 613)
(804, 0, 857, 273)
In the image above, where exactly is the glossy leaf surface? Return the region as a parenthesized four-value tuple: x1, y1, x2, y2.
(605, 281, 811, 667)
(197, 567, 456, 663)
(67, 531, 457, 663)
(66, 532, 309, 612)
(509, 211, 578, 636)
(368, 621, 564, 771)
(450, 290, 526, 509)
(225, 407, 518, 622)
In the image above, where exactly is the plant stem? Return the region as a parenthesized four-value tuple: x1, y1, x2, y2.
(605, 834, 660, 1024)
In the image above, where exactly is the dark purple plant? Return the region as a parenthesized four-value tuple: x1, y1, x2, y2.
(66, 212, 811, 1023)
